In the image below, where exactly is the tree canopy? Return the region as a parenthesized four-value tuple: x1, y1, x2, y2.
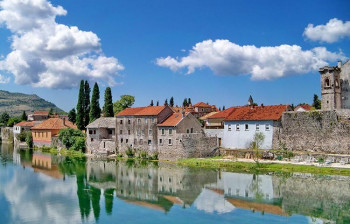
(20, 111, 27, 121)
(58, 128, 86, 152)
(76, 80, 85, 130)
(90, 82, 101, 122)
(312, 94, 321, 109)
(103, 87, 114, 117)
(68, 108, 76, 124)
(113, 95, 135, 114)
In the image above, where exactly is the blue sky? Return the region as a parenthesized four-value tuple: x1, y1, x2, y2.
(0, 0, 349, 111)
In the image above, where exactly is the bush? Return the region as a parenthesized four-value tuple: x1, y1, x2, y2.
(151, 152, 158, 160)
(139, 150, 148, 159)
(58, 128, 86, 152)
(16, 131, 27, 142)
(125, 146, 134, 158)
(25, 131, 33, 148)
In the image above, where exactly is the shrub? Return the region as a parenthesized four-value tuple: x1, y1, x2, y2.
(58, 128, 86, 152)
(125, 146, 134, 158)
(16, 131, 27, 142)
(25, 131, 33, 149)
(139, 150, 148, 159)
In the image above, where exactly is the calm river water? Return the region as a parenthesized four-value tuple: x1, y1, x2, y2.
(0, 142, 350, 224)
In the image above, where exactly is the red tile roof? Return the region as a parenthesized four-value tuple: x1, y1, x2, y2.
(208, 107, 238, 119)
(193, 102, 212, 108)
(33, 111, 49, 115)
(15, 121, 34, 127)
(225, 105, 290, 121)
(32, 118, 77, 130)
(294, 104, 312, 111)
(116, 106, 167, 116)
(157, 112, 186, 127)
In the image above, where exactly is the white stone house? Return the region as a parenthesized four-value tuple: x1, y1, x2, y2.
(222, 105, 291, 150)
(86, 117, 116, 154)
(13, 121, 34, 135)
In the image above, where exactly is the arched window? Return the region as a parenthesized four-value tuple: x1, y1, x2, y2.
(325, 78, 330, 87)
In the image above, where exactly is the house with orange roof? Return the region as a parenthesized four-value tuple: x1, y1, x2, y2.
(222, 105, 292, 149)
(28, 110, 49, 121)
(13, 121, 34, 135)
(294, 104, 312, 112)
(172, 102, 218, 119)
(115, 105, 173, 154)
(31, 117, 77, 147)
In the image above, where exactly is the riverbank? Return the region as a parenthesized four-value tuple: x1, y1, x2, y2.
(177, 157, 350, 176)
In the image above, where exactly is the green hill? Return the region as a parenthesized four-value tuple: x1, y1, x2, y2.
(0, 90, 65, 117)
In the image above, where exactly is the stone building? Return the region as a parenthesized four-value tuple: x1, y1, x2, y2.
(28, 111, 49, 121)
(172, 102, 219, 119)
(115, 106, 173, 154)
(86, 117, 116, 155)
(319, 60, 350, 110)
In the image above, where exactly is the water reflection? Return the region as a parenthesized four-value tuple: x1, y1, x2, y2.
(1, 143, 350, 224)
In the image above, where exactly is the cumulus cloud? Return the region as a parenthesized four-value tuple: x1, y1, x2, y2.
(0, 0, 123, 88)
(304, 18, 350, 43)
(156, 39, 345, 80)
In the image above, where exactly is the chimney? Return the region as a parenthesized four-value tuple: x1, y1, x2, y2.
(338, 61, 342, 68)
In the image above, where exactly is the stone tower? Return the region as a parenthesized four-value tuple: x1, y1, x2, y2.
(319, 62, 342, 110)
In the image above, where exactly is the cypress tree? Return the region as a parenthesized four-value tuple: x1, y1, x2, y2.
(164, 99, 168, 106)
(103, 87, 114, 117)
(76, 80, 85, 130)
(150, 100, 154, 106)
(223, 106, 226, 110)
(183, 98, 188, 107)
(84, 81, 91, 127)
(170, 97, 174, 107)
(21, 111, 27, 121)
(156, 101, 159, 106)
(90, 82, 101, 122)
(68, 108, 76, 124)
(188, 98, 192, 105)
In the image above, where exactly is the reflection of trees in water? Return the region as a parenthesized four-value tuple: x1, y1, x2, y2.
(249, 174, 264, 201)
(104, 189, 114, 215)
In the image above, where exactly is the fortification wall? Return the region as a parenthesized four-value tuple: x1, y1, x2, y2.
(273, 110, 350, 154)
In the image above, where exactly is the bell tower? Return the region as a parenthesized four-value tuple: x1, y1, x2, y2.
(319, 64, 342, 110)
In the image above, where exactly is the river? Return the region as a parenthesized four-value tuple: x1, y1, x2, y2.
(0, 142, 349, 224)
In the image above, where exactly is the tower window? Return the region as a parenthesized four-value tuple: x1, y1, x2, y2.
(325, 78, 330, 87)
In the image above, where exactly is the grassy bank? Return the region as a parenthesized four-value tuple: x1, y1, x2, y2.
(177, 158, 350, 176)
(38, 147, 85, 158)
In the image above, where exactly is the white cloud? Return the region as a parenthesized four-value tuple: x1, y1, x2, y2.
(0, 74, 10, 83)
(303, 18, 350, 43)
(156, 39, 345, 80)
(0, 0, 123, 89)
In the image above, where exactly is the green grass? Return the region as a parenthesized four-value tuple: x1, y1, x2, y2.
(177, 158, 350, 176)
(37, 146, 85, 158)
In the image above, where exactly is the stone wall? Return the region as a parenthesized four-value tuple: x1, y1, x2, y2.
(158, 133, 218, 160)
(273, 110, 350, 154)
(1, 127, 13, 143)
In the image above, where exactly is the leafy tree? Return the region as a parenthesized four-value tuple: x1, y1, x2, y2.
(90, 83, 101, 122)
(183, 98, 188, 107)
(102, 87, 114, 117)
(84, 80, 91, 127)
(76, 80, 85, 130)
(7, 117, 22, 127)
(68, 108, 76, 124)
(312, 94, 321, 109)
(164, 99, 168, 106)
(25, 131, 33, 149)
(58, 128, 86, 152)
(21, 111, 27, 121)
(156, 101, 159, 106)
(113, 95, 135, 114)
(0, 112, 10, 124)
(251, 132, 265, 163)
(49, 108, 54, 115)
(188, 98, 192, 105)
(150, 100, 154, 106)
(169, 97, 174, 107)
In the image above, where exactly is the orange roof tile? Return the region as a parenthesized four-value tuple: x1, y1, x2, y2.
(225, 105, 290, 121)
(193, 102, 212, 108)
(294, 104, 312, 111)
(208, 107, 238, 119)
(15, 121, 34, 127)
(32, 118, 77, 130)
(116, 106, 167, 116)
(33, 111, 49, 115)
(158, 112, 185, 127)
(199, 111, 219, 120)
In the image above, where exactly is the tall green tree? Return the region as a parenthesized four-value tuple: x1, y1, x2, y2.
(84, 81, 91, 127)
(90, 83, 101, 122)
(21, 111, 27, 121)
(312, 94, 321, 109)
(113, 95, 135, 114)
(68, 108, 77, 124)
(156, 101, 159, 106)
(169, 97, 174, 107)
(49, 108, 54, 115)
(183, 98, 188, 107)
(188, 98, 192, 105)
(222, 106, 226, 110)
(76, 80, 85, 130)
(103, 87, 114, 117)
(164, 99, 168, 106)
(150, 100, 154, 106)
(0, 112, 10, 125)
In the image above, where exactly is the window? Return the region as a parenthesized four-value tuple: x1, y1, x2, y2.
(89, 130, 93, 134)
(149, 129, 152, 135)
(265, 124, 270, 131)
(128, 130, 131, 135)
(128, 119, 131, 124)
(236, 124, 240, 131)
(148, 140, 152, 145)
(134, 139, 137, 145)
(137, 129, 140, 136)
(108, 129, 113, 135)
(325, 78, 330, 87)
(120, 130, 123, 135)
(245, 124, 249, 131)
(190, 128, 193, 133)
(228, 124, 232, 131)
(161, 129, 165, 135)
(104, 142, 106, 148)
(126, 139, 129, 143)
(120, 119, 123, 124)
(256, 124, 260, 131)
(187, 129, 189, 133)
(93, 130, 96, 134)
(168, 139, 172, 145)
(145, 118, 148, 124)
(138, 118, 141, 124)
(91, 138, 94, 142)
(159, 139, 163, 144)
(169, 129, 172, 135)
(141, 130, 145, 135)
(152, 118, 155, 123)
(121, 138, 123, 143)
(139, 139, 143, 145)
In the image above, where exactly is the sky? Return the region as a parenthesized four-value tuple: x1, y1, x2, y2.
(0, 0, 349, 112)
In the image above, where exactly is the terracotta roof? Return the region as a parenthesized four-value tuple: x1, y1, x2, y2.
(294, 104, 312, 111)
(31, 118, 77, 130)
(225, 105, 290, 121)
(193, 102, 212, 108)
(33, 111, 49, 115)
(15, 121, 34, 127)
(226, 198, 288, 216)
(172, 106, 194, 113)
(157, 112, 186, 127)
(208, 107, 238, 119)
(116, 106, 167, 116)
(199, 112, 219, 120)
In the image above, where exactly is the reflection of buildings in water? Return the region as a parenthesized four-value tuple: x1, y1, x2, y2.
(26, 152, 63, 179)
